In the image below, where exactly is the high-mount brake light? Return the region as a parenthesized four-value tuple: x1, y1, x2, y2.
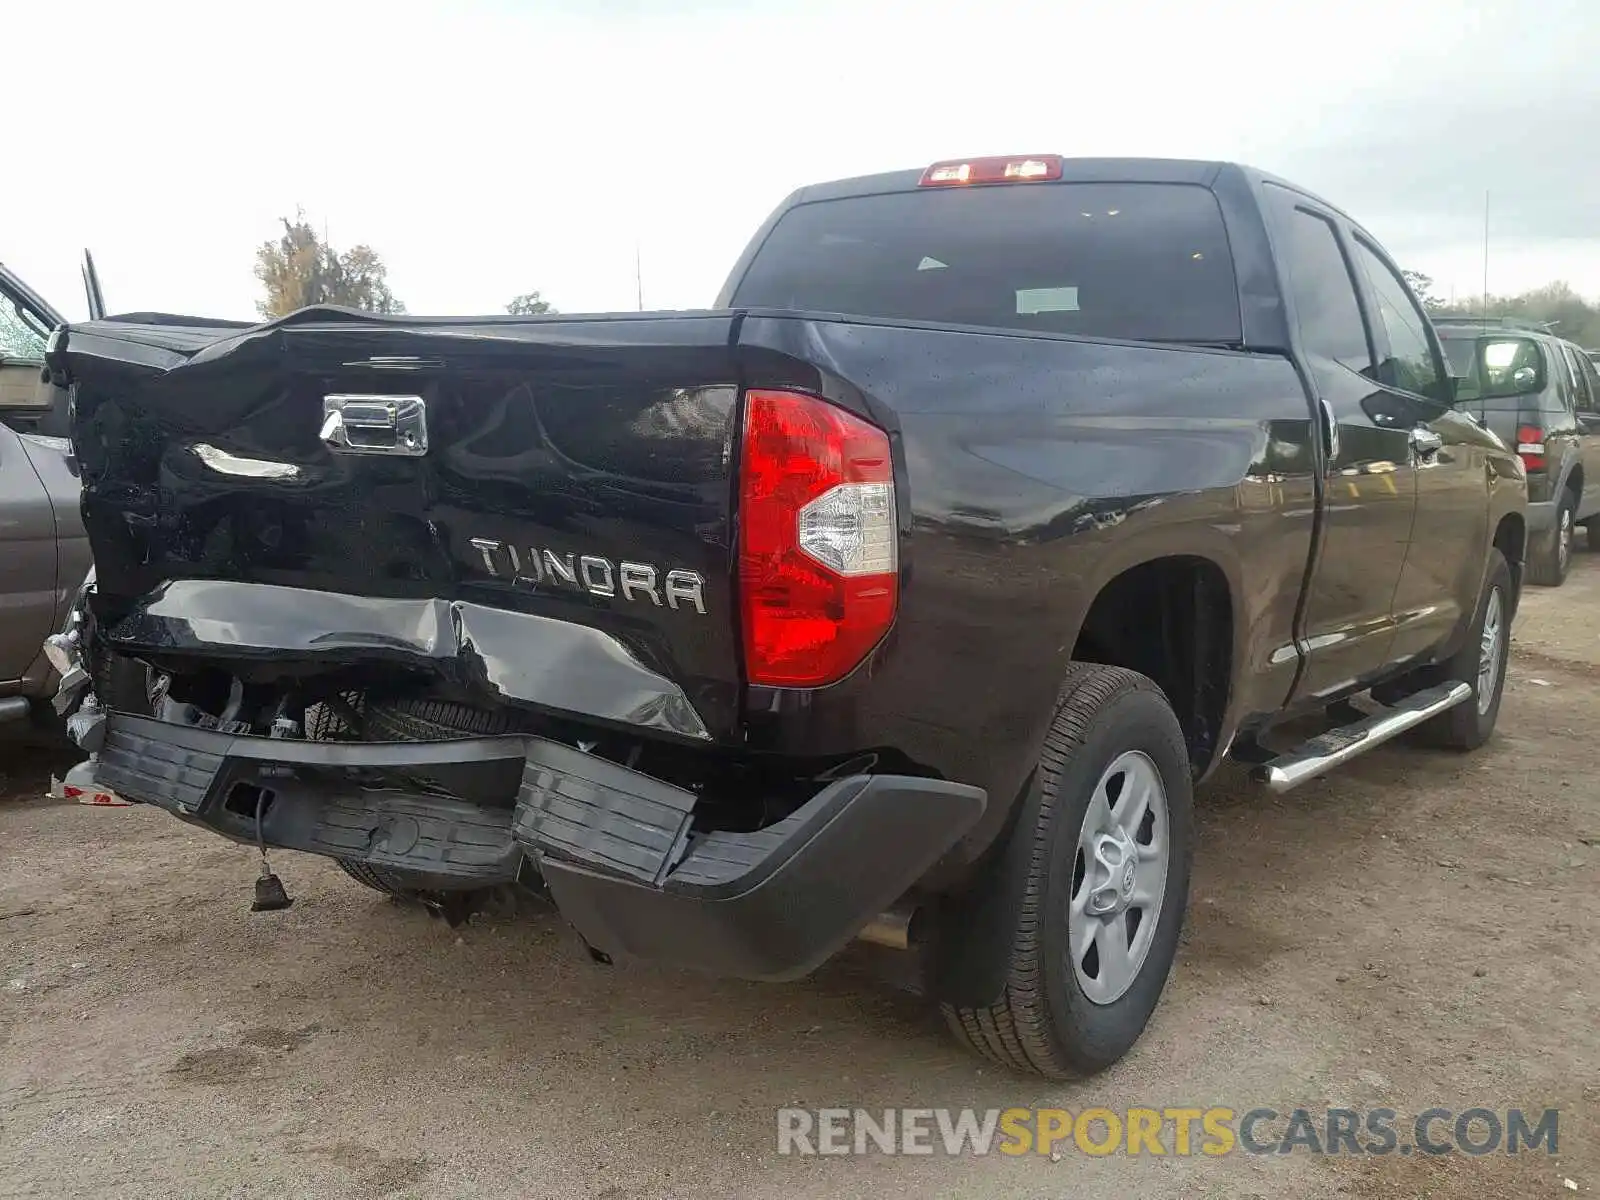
(919, 155, 1064, 187)
(738, 390, 899, 688)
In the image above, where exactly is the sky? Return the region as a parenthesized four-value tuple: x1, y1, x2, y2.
(8, 0, 1599, 322)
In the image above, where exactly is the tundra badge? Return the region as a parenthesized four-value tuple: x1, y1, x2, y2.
(468, 540, 707, 613)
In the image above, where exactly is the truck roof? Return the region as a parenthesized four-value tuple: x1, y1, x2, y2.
(1432, 316, 1563, 339)
(788, 156, 1348, 219)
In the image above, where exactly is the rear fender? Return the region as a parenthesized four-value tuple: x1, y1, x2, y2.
(928, 535, 1246, 1010)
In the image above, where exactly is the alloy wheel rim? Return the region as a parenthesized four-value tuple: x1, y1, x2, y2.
(1068, 750, 1170, 1005)
(1559, 509, 1573, 572)
(1477, 587, 1504, 716)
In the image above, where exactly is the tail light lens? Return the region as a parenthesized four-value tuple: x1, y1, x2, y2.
(1516, 424, 1546, 471)
(738, 389, 898, 687)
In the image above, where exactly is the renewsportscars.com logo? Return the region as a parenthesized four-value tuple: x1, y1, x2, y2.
(775, 1106, 1561, 1158)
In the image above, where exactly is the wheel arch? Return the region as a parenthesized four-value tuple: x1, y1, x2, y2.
(1069, 552, 1237, 777)
(1492, 510, 1525, 609)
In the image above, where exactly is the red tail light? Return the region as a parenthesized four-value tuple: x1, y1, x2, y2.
(1516, 424, 1546, 471)
(738, 389, 898, 687)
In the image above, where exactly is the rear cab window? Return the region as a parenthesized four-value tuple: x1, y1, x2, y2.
(731, 182, 1243, 346)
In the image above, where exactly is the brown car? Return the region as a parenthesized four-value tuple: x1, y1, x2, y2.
(0, 262, 90, 725)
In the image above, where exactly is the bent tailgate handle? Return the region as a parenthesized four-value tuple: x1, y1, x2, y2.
(321, 394, 428, 456)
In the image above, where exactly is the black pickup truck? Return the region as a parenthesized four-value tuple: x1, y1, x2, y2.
(47, 155, 1525, 1080)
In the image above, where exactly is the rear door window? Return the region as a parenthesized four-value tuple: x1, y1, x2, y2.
(732, 182, 1243, 345)
(1552, 341, 1578, 413)
(1276, 207, 1374, 375)
(1349, 240, 1449, 403)
(1562, 344, 1594, 412)
(1577, 349, 1600, 412)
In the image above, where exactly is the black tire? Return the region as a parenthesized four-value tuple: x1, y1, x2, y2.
(1414, 548, 1513, 751)
(361, 696, 519, 741)
(1584, 517, 1600, 552)
(1528, 489, 1576, 586)
(335, 859, 426, 897)
(328, 695, 518, 896)
(940, 664, 1194, 1079)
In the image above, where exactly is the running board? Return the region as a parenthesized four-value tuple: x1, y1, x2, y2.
(1253, 682, 1473, 793)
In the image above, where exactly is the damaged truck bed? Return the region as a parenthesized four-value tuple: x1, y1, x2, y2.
(54, 306, 988, 980)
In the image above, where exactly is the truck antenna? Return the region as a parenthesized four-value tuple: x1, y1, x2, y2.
(1480, 189, 1490, 330)
(635, 241, 645, 312)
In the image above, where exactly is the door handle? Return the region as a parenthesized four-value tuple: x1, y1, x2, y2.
(1409, 427, 1444, 457)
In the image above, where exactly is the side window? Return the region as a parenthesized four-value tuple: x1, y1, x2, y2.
(1577, 350, 1600, 412)
(0, 294, 50, 362)
(1280, 208, 1374, 375)
(1551, 341, 1576, 410)
(1350, 240, 1448, 402)
(1561, 344, 1592, 412)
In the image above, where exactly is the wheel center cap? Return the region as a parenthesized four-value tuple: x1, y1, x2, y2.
(1088, 827, 1141, 915)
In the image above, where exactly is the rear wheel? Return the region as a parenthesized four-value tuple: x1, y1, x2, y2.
(1528, 489, 1575, 586)
(1584, 516, 1600, 552)
(941, 664, 1194, 1079)
(324, 695, 518, 899)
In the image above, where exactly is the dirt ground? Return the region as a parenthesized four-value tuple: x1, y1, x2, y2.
(3, 560, 1598, 1200)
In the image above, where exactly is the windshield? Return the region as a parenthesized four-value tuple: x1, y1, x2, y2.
(732, 182, 1243, 345)
(1442, 335, 1545, 402)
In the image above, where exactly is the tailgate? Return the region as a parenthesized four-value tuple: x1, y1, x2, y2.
(60, 311, 746, 740)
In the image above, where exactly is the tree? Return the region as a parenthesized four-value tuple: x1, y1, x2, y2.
(1424, 278, 1600, 346)
(254, 209, 406, 318)
(506, 291, 556, 316)
(1401, 270, 1448, 313)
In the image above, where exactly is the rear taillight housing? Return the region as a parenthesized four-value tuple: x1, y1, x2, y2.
(738, 389, 898, 688)
(1516, 424, 1547, 472)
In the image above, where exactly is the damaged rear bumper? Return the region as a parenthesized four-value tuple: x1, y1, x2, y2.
(95, 713, 986, 981)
